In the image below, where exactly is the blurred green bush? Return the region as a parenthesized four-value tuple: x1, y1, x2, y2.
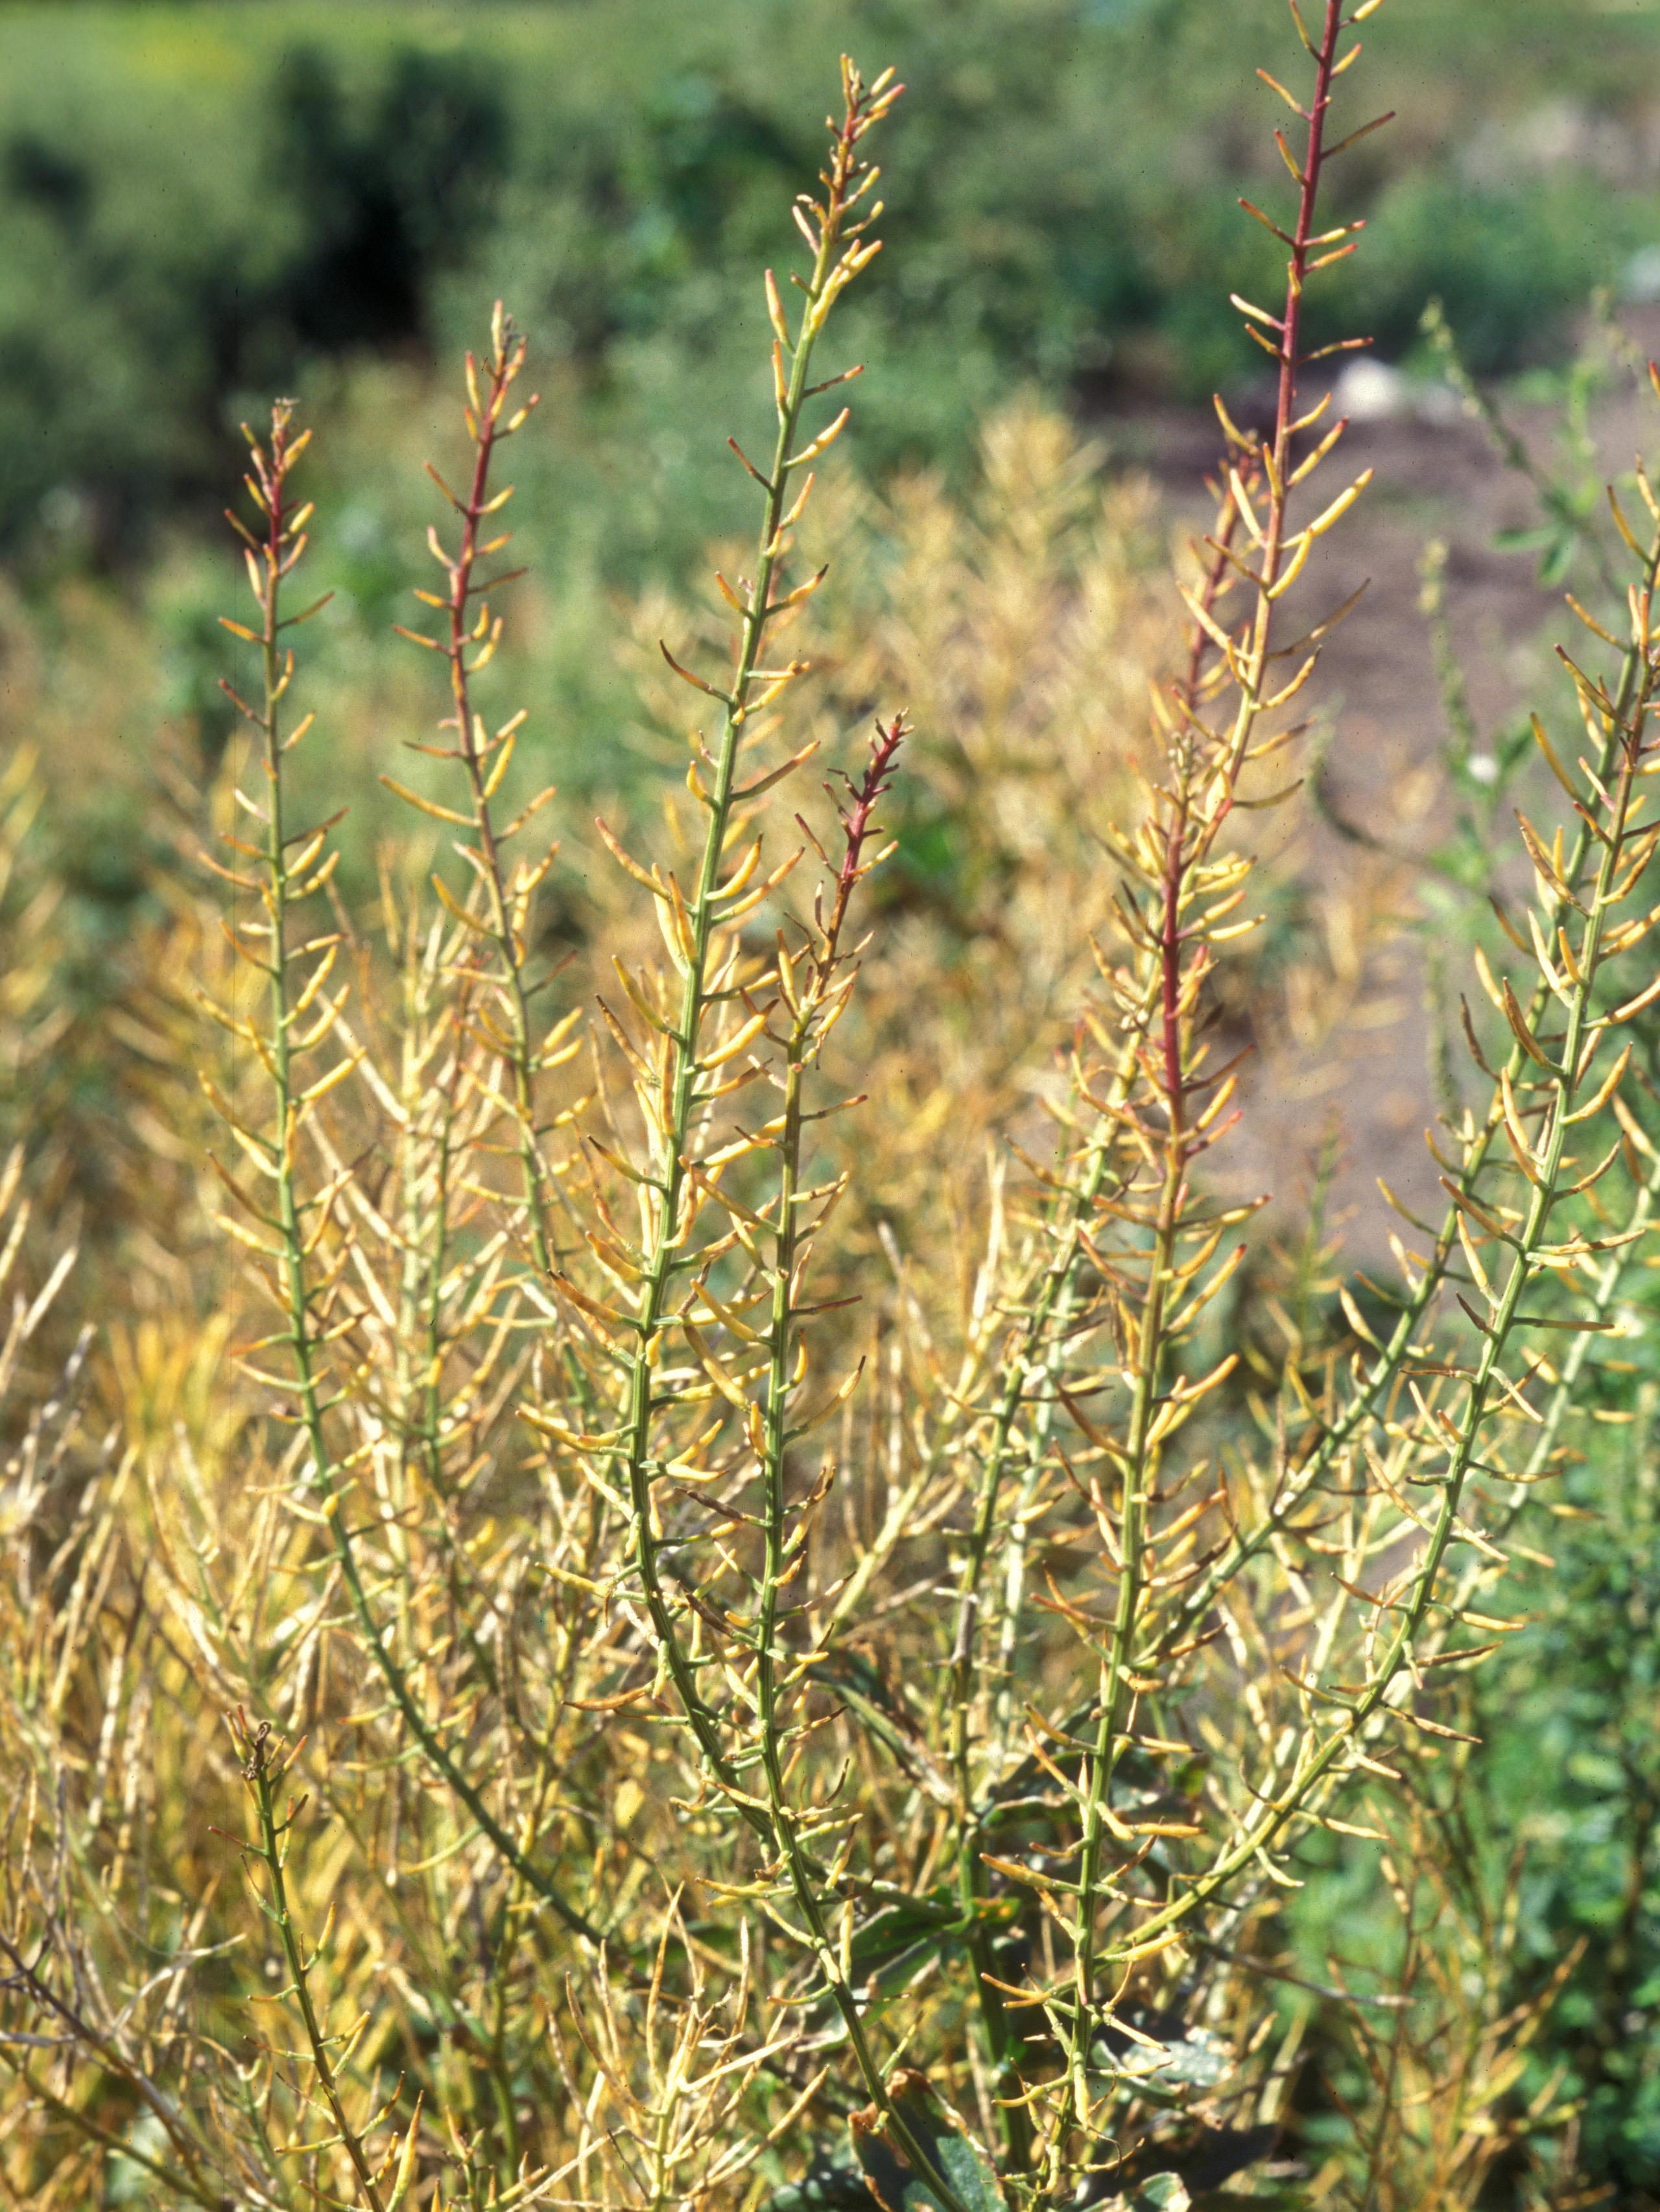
(2, 0, 1657, 559)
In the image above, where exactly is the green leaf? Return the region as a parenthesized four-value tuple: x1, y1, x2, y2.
(1117, 2180, 1191, 2211)
(848, 1888, 973, 1995)
(1190, 2191, 1310, 2211)
(851, 2074, 1006, 2212)
(1537, 530, 1578, 588)
(1491, 525, 1554, 554)
(1091, 2021, 1232, 2102)
(767, 2153, 882, 2212)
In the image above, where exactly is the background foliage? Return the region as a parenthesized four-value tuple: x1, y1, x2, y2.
(4, 0, 1660, 559)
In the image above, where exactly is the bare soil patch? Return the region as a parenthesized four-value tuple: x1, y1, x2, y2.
(1100, 313, 1660, 1261)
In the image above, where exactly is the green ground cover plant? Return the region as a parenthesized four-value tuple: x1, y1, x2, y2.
(1283, 311, 1660, 2206)
(11, 5, 1660, 2208)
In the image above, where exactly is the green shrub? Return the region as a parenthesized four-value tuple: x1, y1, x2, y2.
(0, 0, 1657, 553)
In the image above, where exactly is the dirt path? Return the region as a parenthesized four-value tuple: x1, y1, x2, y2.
(1104, 313, 1660, 1261)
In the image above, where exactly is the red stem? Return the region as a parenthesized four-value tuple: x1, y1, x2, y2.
(1154, 0, 1347, 1143)
(449, 351, 514, 841)
(1271, 0, 1347, 499)
(823, 718, 905, 960)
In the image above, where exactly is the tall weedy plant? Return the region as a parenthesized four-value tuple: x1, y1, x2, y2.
(10, 9, 1660, 2209)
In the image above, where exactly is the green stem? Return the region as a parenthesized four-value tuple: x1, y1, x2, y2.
(1152, 515, 1660, 1672)
(746, 724, 972, 2204)
(244, 1725, 388, 2212)
(615, 80, 886, 1815)
(242, 409, 597, 1944)
(438, 318, 557, 1282)
(1107, 611, 1657, 1965)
